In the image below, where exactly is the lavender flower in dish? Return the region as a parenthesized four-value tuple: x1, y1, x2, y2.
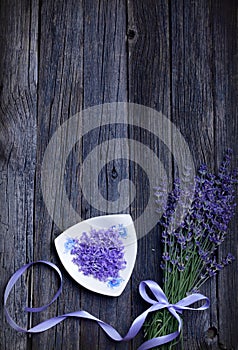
(66, 226, 127, 284)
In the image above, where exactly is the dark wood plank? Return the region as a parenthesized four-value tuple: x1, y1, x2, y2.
(31, 1, 84, 349)
(170, 0, 238, 348)
(81, 1, 129, 349)
(211, 1, 238, 349)
(0, 1, 38, 349)
(32, 0, 131, 349)
(170, 1, 217, 348)
(127, 1, 171, 349)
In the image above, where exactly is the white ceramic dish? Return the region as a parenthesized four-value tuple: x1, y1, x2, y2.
(55, 214, 137, 297)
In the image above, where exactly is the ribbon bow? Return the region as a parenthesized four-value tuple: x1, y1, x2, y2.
(4, 261, 210, 349)
(137, 280, 210, 349)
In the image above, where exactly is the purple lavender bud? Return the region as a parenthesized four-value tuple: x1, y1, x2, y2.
(207, 268, 216, 277)
(177, 235, 186, 245)
(214, 263, 224, 271)
(177, 262, 185, 272)
(171, 259, 178, 265)
(198, 164, 208, 176)
(186, 231, 193, 241)
(167, 240, 174, 247)
(162, 252, 170, 261)
(162, 230, 168, 239)
(222, 253, 235, 266)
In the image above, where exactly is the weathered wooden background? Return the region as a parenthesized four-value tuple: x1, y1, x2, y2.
(0, 1, 238, 349)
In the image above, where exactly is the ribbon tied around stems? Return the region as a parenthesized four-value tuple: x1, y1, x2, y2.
(4, 261, 210, 349)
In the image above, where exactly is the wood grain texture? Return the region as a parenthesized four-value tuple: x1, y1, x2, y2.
(170, 1, 217, 349)
(32, 1, 84, 349)
(0, 1, 237, 349)
(0, 1, 38, 349)
(127, 1, 171, 349)
(80, 1, 129, 349)
(211, 2, 238, 349)
(170, 1, 238, 349)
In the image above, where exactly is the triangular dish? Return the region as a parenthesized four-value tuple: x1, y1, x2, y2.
(55, 214, 137, 297)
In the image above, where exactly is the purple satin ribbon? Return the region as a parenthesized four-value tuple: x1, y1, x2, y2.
(4, 260, 210, 349)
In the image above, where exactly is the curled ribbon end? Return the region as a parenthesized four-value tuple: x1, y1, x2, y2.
(4, 262, 210, 349)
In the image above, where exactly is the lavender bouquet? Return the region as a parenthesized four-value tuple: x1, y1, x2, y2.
(145, 149, 237, 349)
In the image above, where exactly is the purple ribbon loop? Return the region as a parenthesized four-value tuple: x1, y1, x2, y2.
(4, 261, 210, 349)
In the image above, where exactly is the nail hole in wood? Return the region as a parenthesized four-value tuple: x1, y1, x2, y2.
(111, 167, 118, 179)
(127, 28, 136, 40)
(206, 326, 218, 339)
